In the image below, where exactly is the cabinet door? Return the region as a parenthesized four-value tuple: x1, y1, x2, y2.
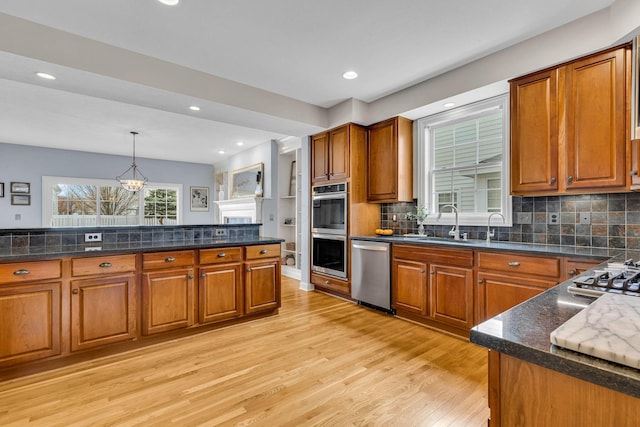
(142, 268, 195, 335)
(392, 258, 428, 316)
(70, 275, 136, 351)
(244, 259, 281, 314)
(311, 132, 330, 183)
(368, 118, 398, 201)
(0, 282, 61, 366)
(564, 48, 627, 191)
(199, 264, 243, 323)
(430, 264, 474, 329)
(510, 69, 559, 194)
(479, 272, 555, 320)
(328, 125, 350, 181)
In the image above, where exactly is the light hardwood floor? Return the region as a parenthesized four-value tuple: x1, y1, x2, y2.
(0, 277, 489, 426)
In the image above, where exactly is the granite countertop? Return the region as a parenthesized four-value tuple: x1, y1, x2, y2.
(470, 254, 640, 399)
(351, 234, 619, 259)
(0, 236, 284, 262)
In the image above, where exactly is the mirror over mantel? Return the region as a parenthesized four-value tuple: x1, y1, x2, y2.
(230, 162, 264, 199)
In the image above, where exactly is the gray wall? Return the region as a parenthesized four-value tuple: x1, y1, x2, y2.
(0, 142, 214, 229)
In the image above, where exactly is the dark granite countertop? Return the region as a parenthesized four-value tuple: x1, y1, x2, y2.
(350, 234, 618, 259)
(0, 236, 284, 262)
(469, 250, 640, 399)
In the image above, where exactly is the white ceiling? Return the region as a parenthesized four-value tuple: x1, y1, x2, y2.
(0, 0, 616, 164)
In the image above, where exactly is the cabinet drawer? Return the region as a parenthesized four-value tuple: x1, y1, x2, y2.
(477, 252, 561, 278)
(393, 244, 473, 268)
(71, 254, 136, 277)
(0, 260, 62, 285)
(311, 273, 350, 295)
(142, 250, 195, 270)
(245, 244, 280, 260)
(200, 247, 242, 264)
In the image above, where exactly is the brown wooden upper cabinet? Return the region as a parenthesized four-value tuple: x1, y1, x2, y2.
(510, 44, 631, 196)
(311, 124, 350, 183)
(367, 116, 413, 202)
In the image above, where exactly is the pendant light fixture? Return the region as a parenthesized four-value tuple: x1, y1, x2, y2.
(116, 131, 148, 192)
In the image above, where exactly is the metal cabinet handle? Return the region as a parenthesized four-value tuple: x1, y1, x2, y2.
(217, 252, 226, 258)
(478, 279, 485, 285)
(567, 176, 573, 184)
(201, 273, 206, 278)
(631, 171, 638, 176)
(550, 177, 556, 184)
(325, 280, 330, 284)
(13, 269, 30, 275)
(568, 269, 576, 276)
(72, 288, 79, 295)
(259, 249, 268, 254)
(188, 274, 194, 280)
(99, 262, 112, 268)
(247, 268, 252, 272)
(165, 257, 176, 263)
(508, 261, 521, 267)
(430, 270, 435, 275)
(420, 269, 425, 274)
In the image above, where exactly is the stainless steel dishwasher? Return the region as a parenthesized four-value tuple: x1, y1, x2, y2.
(351, 240, 392, 312)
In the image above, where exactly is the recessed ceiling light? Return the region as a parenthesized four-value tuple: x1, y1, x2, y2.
(189, 105, 200, 111)
(35, 72, 56, 80)
(158, 0, 179, 5)
(236, 141, 244, 146)
(342, 71, 358, 80)
(218, 150, 225, 154)
(443, 102, 456, 108)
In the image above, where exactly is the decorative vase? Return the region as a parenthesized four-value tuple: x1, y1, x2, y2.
(418, 221, 425, 235)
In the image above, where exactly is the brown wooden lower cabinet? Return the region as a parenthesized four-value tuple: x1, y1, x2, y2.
(0, 281, 62, 367)
(392, 258, 428, 315)
(311, 272, 350, 296)
(488, 351, 640, 426)
(70, 274, 136, 351)
(142, 267, 195, 335)
(479, 272, 555, 320)
(198, 263, 243, 323)
(244, 259, 280, 314)
(430, 264, 474, 330)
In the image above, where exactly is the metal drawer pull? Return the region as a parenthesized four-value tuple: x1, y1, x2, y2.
(99, 262, 112, 268)
(420, 269, 425, 274)
(201, 273, 206, 278)
(567, 176, 573, 184)
(508, 261, 521, 267)
(165, 257, 176, 262)
(217, 252, 227, 258)
(550, 177, 556, 184)
(247, 268, 252, 272)
(188, 274, 194, 280)
(259, 249, 268, 254)
(568, 270, 576, 276)
(13, 269, 30, 275)
(72, 289, 79, 295)
(478, 279, 485, 284)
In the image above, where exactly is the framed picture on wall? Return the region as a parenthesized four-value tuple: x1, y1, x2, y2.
(11, 194, 30, 206)
(10, 182, 30, 194)
(190, 186, 209, 211)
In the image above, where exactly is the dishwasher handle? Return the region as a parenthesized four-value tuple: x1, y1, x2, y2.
(352, 244, 388, 252)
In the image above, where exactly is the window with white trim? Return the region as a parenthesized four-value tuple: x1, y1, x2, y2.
(416, 94, 512, 226)
(42, 176, 182, 227)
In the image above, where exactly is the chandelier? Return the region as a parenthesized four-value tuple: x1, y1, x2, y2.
(116, 131, 148, 192)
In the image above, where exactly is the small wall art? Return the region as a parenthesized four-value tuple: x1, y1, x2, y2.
(10, 182, 30, 194)
(11, 194, 30, 206)
(190, 186, 209, 211)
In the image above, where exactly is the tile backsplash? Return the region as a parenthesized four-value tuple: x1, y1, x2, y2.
(380, 193, 640, 249)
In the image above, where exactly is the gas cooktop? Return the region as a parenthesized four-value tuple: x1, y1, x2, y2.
(568, 260, 640, 298)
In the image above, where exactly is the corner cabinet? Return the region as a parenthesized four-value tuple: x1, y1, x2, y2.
(367, 116, 413, 202)
(0, 260, 62, 367)
(510, 43, 631, 196)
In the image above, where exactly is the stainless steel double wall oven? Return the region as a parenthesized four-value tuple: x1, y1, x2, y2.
(311, 182, 347, 279)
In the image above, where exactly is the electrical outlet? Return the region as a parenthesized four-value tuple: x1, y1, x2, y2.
(84, 232, 102, 242)
(547, 212, 559, 225)
(392, 214, 397, 222)
(516, 212, 532, 224)
(580, 212, 591, 224)
(215, 228, 227, 236)
(85, 246, 102, 251)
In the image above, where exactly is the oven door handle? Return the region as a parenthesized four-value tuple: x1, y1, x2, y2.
(312, 194, 347, 201)
(312, 234, 346, 241)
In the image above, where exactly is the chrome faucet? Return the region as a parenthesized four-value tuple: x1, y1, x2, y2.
(437, 204, 459, 240)
(487, 212, 505, 243)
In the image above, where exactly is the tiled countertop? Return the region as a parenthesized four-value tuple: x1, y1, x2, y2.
(0, 236, 284, 262)
(352, 234, 640, 398)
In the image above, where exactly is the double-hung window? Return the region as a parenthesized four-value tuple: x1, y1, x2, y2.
(42, 176, 181, 227)
(416, 94, 511, 226)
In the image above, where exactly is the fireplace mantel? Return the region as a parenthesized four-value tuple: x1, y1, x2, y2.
(214, 197, 265, 224)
